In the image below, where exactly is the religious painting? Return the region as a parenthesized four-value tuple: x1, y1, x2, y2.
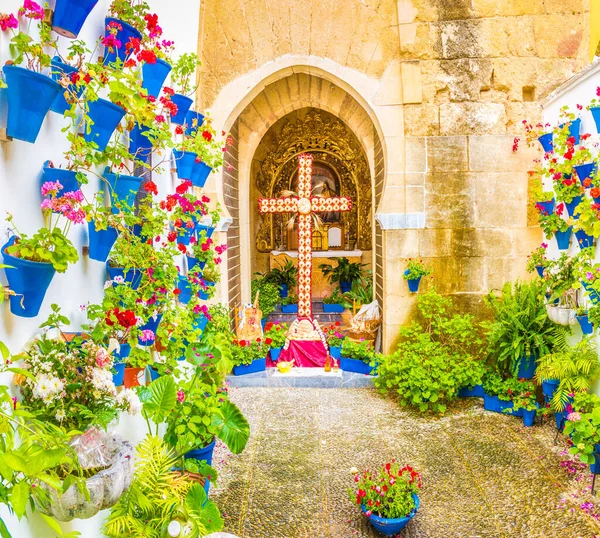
(290, 162, 341, 224)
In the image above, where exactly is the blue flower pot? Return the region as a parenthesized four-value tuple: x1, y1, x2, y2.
(260, 318, 267, 331)
(323, 303, 344, 313)
(198, 282, 214, 301)
(187, 256, 206, 273)
(330, 346, 341, 359)
(582, 281, 600, 304)
(362, 493, 419, 536)
(535, 265, 544, 278)
(536, 199, 555, 215)
(233, 357, 267, 376)
(281, 304, 298, 313)
(340, 357, 375, 375)
(542, 379, 560, 402)
(1, 237, 56, 318)
(112, 362, 126, 386)
(458, 384, 485, 398)
(591, 107, 600, 134)
(554, 228, 572, 251)
(114, 343, 131, 362)
(41, 162, 81, 193)
(591, 444, 600, 474)
(538, 132, 553, 153)
(84, 98, 126, 151)
(129, 122, 152, 159)
(279, 284, 289, 298)
(555, 411, 568, 431)
(270, 347, 282, 362)
(185, 438, 216, 466)
(196, 224, 215, 239)
(340, 281, 352, 293)
(2, 65, 61, 143)
(191, 161, 212, 188)
(103, 17, 142, 65)
(177, 275, 192, 304)
(575, 230, 594, 249)
(516, 355, 536, 379)
(88, 221, 118, 262)
(52, 0, 98, 38)
(141, 59, 171, 98)
(574, 162, 597, 186)
(185, 110, 205, 135)
(104, 168, 142, 210)
(576, 314, 594, 334)
(194, 313, 209, 333)
(138, 314, 163, 346)
(170, 93, 193, 124)
(561, 118, 581, 145)
(173, 150, 197, 180)
(49, 57, 82, 114)
(106, 264, 143, 290)
(565, 196, 583, 218)
(483, 393, 502, 412)
(522, 408, 537, 427)
(176, 227, 194, 246)
(148, 366, 161, 382)
(407, 276, 422, 293)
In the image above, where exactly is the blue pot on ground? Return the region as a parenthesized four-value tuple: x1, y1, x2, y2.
(535, 199, 555, 215)
(191, 161, 212, 188)
(538, 132, 553, 153)
(104, 168, 143, 210)
(340, 281, 352, 293)
(88, 221, 118, 262)
(279, 284, 289, 298)
(566, 196, 583, 218)
(2, 65, 61, 143)
(577, 314, 594, 335)
(177, 275, 192, 304)
(233, 357, 267, 376)
(483, 393, 502, 413)
(270, 347, 282, 362)
(281, 304, 299, 313)
(522, 408, 537, 427)
(362, 493, 419, 536)
(84, 98, 126, 151)
(340, 357, 376, 375)
(52, 0, 98, 38)
(323, 303, 344, 313)
(112, 362, 125, 386)
(185, 110, 205, 135)
(196, 224, 215, 239)
(129, 123, 152, 159)
(106, 264, 143, 290)
(148, 366, 161, 382)
(185, 438, 217, 466)
(138, 314, 163, 346)
(49, 57, 82, 114)
(170, 94, 193, 124)
(330, 346, 341, 359)
(542, 379, 560, 402)
(574, 162, 597, 186)
(591, 107, 600, 134)
(516, 355, 536, 379)
(575, 230, 594, 249)
(555, 228, 572, 250)
(555, 411, 568, 431)
(535, 265, 545, 278)
(1, 237, 56, 318)
(173, 150, 197, 180)
(260, 319, 267, 331)
(141, 59, 171, 98)
(458, 384, 485, 398)
(590, 444, 600, 474)
(103, 17, 142, 65)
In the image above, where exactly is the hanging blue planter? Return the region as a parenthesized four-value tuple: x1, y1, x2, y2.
(106, 263, 143, 290)
(138, 314, 163, 346)
(2, 65, 61, 143)
(522, 408, 536, 427)
(404, 272, 422, 293)
(582, 281, 600, 304)
(340, 357, 376, 375)
(177, 275, 192, 304)
(41, 164, 81, 214)
(148, 366, 161, 382)
(340, 281, 352, 293)
(538, 133, 553, 153)
(576, 314, 594, 335)
(190, 161, 212, 188)
(535, 199, 555, 215)
(565, 196, 583, 218)
(141, 59, 172, 98)
(574, 162, 597, 186)
(554, 228, 572, 250)
(330, 346, 342, 359)
(52, 0, 98, 38)
(362, 494, 419, 536)
(88, 221, 118, 262)
(185, 438, 216, 466)
(170, 93, 193, 124)
(281, 304, 298, 313)
(591, 107, 600, 135)
(1, 237, 56, 318)
(575, 229, 594, 249)
(198, 282, 215, 301)
(129, 123, 152, 159)
(187, 256, 206, 273)
(173, 150, 197, 180)
(49, 57, 82, 115)
(103, 17, 142, 65)
(233, 357, 267, 376)
(84, 98, 126, 151)
(563, 118, 582, 145)
(185, 110, 205, 135)
(112, 343, 130, 386)
(196, 224, 215, 239)
(541, 379, 560, 402)
(535, 265, 544, 278)
(516, 355, 536, 379)
(104, 168, 143, 211)
(458, 384, 485, 398)
(323, 303, 344, 313)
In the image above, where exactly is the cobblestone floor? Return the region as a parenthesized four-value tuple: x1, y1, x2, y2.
(211, 388, 600, 538)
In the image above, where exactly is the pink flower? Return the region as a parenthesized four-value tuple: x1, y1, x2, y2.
(0, 14, 18, 31)
(96, 348, 111, 368)
(140, 330, 155, 342)
(19, 0, 44, 20)
(41, 181, 63, 197)
(102, 35, 122, 50)
(155, 114, 165, 123)
(177, 390, 185, 403)
(567, 412, 581, 422)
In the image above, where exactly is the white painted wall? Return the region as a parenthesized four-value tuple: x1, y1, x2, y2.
(0, 0, 200, 535)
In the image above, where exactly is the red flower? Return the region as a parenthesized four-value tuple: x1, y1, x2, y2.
(176, 180, 191, 194)
(174, 218, 183, 228)
(201, 195, 210, 203)
(167, 231, 177, 242)
(70, 72, 80, 84)
(265, 322, 274, 331)
(163, 86, 174, 96)
(202, 130, 213, 142)
(175, 125, 184, 135)
(144, 180, 158, 195)
(335, 321, 341, 326)
(139, 49, 157, 65)
(173, 288, 181, 295)
(591, 187, 600, 199)
(177, 243, 187, 254)
(83, 73, 91, 84)
(239, 340, 247, 347)
(265, 338, 273, 345)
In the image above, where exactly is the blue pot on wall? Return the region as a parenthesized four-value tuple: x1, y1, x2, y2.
(535, 199, 555, 215)
(591, 107, 600, 134)
(112, 343, 130, 386)
(405, 273, 422, 293)
(538, 133, 553, 153)
(574, 162, 597, 186)
(362, 494, 419, 536)
(575, 230, 594, 249)
(103, 17, 142, 65)
(88, 221, 118, 262)
(49, 57, 82, 115)
(2, 65, 61, 143)
(187, 256, 206, 273)
(1, 237, 56, 318)
(576, 314, 594, 334)
(177, 275, 192, 304)
(84, 98, 126, 151)
(106, 263, 144, 290)
(565, 196, 583, 219)
(535, 265, 545, 278)
(52, 0, 98, 38)
(104, 168, 143, 210)
(138, 314, 163, 346)
(41, 163, 81, 209)
(129, 123, 153, 159)
(563, 118, 581, 145)
(148, 366, 161, 382)
(554, 228, 572, 250)
(170, 94, 193, 124)
(233, 357, 267, 376)
(582, 281, 600, 304)
(141, 59, 172, 98)
(196, 224, 215, 239)
(190, 161, 212, 188)
(173, 150, 197, 180)
(185, 110, 205, 135)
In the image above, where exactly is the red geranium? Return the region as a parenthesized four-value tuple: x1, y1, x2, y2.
(144, 180, 158, 195)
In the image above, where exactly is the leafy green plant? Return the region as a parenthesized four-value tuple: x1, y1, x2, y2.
(170, 52, 201, 96)
(260, 260, 298, 288)
(341, 339, 376, 364)
(231, 339, 268, 367)
(484, 279, 567, 376)
(322, 323, 344, 347)
(341, 272, 373, 306)
(526, 243, 549, 274)
(402, 259, 431, 280)
(251, 279, 280, 317)
(564, 407, 600, 465)
(319, 257, 365, 286)
(280, 294, 298, 306)
(535, 338, 600, 411)
(263, 322, 288, 348)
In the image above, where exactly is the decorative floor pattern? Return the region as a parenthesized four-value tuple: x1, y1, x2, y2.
(211, 388, 600, 538)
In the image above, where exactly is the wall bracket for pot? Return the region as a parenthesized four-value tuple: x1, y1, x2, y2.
(0, 129, 12, 143)
(2, 286, 12, 301)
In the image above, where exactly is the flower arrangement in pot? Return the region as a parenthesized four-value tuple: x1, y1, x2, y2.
(231, 338, 269, 376)
(539, 204, 572, 251)
(402, 258, 431, 293)
(506, 380, 538, 426)
(169, 52, 201, 124)
(319, 257, 366, 294)
(264, 321, 288, 362)
(349, 462, 422, 536)
(526, 243, 548, 279)
(280, 293, 299, 313)
(323, 322, 344, 359)
(340, 338, 377, 375)
(188, 115, 230, 185)
(564, 396, 600, 473)
(543, 253, 581, 326)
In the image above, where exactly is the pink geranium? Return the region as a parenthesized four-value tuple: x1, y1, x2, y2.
(0, 14, 18, 31)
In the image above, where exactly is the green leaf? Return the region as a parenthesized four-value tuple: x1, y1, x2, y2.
(0, 518, 12, 538)
(0, 342, 9, 362)
(142, 375, 177, 425)
(10, 481, 30, 519)
(40, 513, 65, 537)
(214, 400, 250, 455)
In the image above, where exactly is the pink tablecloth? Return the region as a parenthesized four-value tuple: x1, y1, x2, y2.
(278, 340, 328, 367)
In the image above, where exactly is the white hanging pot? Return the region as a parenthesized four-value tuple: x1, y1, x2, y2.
(546, 304, 577, 326)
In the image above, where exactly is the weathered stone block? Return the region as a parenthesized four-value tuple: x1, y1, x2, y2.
(425, 193, 476, 228)
(436, 59, 494, 102)
(472, 0, 545, 17)
(401, 61, 423, 104)
(425, 171, 474, 196)
(440, 103, 506, 135)
(406, 172, 425, 186)
(404, 104, 440, 136)
(385, 229, 421, 259)
(473, 172, 528, 228)
(426, 136, 468, 172)
(532, 14, 585, 59)
(405, 137, 426, 173)
(469, 135, 538, 172)
(419, 228, 452, 257)
(450, 229, 513, 258)
(406, 186, 425, 213)
(512, 227, 544, 256)
(437, 20, 483, 60)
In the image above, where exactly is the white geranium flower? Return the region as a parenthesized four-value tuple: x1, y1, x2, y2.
(55, 409, 66, 422)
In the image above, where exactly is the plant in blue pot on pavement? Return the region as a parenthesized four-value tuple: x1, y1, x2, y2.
(564, 406, 600, 466)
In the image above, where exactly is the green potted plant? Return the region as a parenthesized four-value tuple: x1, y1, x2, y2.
(509, 386, 538, 427)
(264, 321, 288, 362)
(281, 293, 299, 313)
(526, 243, 549, 278)
(169, 52, 201, 124)
(319, 257, 365, 293)
(402, 259, 431, 293)
(323, 290, 346, 313)
(564, 406, 600, 473)
(575, 305, 594, 335)
(341, 272, 373, 309)
(340, 339, 377, 375)
(260, 260, 298, 298)
(251, 278, 280, 320)
(539, 206, 572, 250)
(323, 322, 344, 359)
(231, 337, 269, 375)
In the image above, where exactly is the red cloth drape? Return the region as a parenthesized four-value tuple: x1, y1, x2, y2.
(278, 340, 328, 367)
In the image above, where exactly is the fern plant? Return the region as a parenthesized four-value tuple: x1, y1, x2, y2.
(103, 435, 223, 538)
(536, 338, 600, 411)
(260, 260, 298, 288)
(319, 257, 366, 286)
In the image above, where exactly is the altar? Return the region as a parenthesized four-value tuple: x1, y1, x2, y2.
(270, 250, 363, 298)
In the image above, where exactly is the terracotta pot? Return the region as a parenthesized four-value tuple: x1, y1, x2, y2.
(123, 367, 145, 388)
